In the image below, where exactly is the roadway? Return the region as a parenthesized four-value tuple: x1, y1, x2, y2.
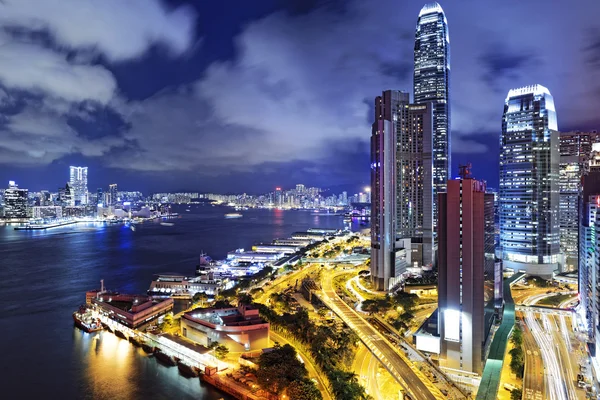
(520, 312, 544, 400)
(319, 269, 444, 400)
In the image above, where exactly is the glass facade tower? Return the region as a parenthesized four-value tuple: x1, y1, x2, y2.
(69, 166, 88, 206)
(500, 85, 560, 277)
(414, 2, 450, 232)
(559, 131, 600, 271)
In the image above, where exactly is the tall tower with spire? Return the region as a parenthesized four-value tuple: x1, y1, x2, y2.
(414, 2, 450, 239)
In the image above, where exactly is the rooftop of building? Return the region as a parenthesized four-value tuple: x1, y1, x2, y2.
(89, 291, 171, 314)
(184, 304, 266, 328)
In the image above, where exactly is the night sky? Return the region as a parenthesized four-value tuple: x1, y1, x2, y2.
(0, 0, 599, 194)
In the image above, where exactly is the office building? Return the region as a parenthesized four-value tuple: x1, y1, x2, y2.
(58, 183, 74, 207)
(559, 131, 600, 271)
(69, 166, 88, 205)
(438, 166, 496, 375)
(32, 206, 62, 219)
(371, 90, 433, 290)
(96, 188, 103, 206)
(371, 91, 401, 291)
(414, 2, 450, 232)
(395, 97, 434, 267)
(3, 181, 28, 219)
(499, 85, 560, 277)
(108, 184, 118, 207)
(579, 146, 600, 356)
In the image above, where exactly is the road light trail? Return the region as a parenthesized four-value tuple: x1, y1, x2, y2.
(525, 311, 565, 400)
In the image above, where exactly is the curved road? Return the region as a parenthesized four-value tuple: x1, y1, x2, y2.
(319, 270, 443, 400)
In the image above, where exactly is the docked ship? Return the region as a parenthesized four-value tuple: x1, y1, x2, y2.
(73, 305, 103, 333)
(224, 213, 243, 219)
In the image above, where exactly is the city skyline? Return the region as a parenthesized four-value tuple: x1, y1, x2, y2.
(0, 1, 599, 193)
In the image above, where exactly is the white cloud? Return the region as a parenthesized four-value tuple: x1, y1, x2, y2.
(0, 37, 117, 104)
(0, 0, 196, 61)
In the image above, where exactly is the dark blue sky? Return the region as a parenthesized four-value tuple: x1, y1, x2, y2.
(0, 0, 599, 194)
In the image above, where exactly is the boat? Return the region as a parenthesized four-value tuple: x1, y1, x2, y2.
(142, 343, 155, 354)
(114, 330, 128, 340)
(224, 213, 243, 219)
(186, 209, 191, 212)
(154, 349, 177, 366)
(130, 225, 136, 231)
(72, 305, 103, 333)
(160, 222, 175, 227)
(177, 360, 200, 377)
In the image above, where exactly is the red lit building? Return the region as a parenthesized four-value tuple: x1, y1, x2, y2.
(437, 166, 496, 375)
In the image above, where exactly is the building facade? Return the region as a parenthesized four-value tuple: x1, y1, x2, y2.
(559, 131, 600, 271)
(181, 305, 269, 352)
(414, 2, 450, 233)
(579, 148, 600, 356)
(500, 85, 560, 277)
(4, 181, 28, 219)
(396, 99, 435, 268)
(371, 91, 402, 291)
(108, 184, 118, 207)
(437, 167, 495, 375)
(69, 166, 88, 205)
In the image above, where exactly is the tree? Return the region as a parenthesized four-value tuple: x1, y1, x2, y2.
(212, 299, 233, 309)
(214, 344, 230, 360)
(510, 325, 523, 347)
(509, 347, 524, 378)
(237, 292, 253, 305)
(286, 379, 322, 400)
(257, 344, 308, 394)
(510, 388, 523, 400)
(193, 292, 208, 306)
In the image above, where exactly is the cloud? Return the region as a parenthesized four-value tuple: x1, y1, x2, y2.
(0, 0, 197, 62)
(0, 37, 117, 104)
(0, 100, 125, 165)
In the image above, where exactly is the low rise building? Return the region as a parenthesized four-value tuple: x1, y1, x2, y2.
(147, 274, 226, 297)
(87, 291, 173, 329)
(181, 305, 269, 352)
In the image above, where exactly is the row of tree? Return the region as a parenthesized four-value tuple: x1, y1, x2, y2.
(509, 324, 525, 379)
(258, 305, 370, 400)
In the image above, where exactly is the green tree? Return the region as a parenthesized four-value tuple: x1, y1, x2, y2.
(214, 344, 230, 360)
(510, 325, 523, 347)
(237, 292, 253, 305)
(193, 292, 208, 306)
(287, 379, 322, 400)
(257, 344, 308, 394)
(510, 388, 523, 400)
(509, 347, 524, 378)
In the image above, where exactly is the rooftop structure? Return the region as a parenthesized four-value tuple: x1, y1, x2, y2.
(87, 291, 173, 329)
(181, 304, 269, 352)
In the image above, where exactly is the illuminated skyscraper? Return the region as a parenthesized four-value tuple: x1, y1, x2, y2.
(371, 92, 402, 291)
(438, 166, 496, 375)
(69, 166, 88, 205)
(559, 131, 600, 271)
(579, 147, 600, 356)
(371, 90, 433, 290)
(414, 2, 450, 231)
(108, 184, 118, 207)
(500, 85, 560, 277)
(3, 180, 28, 219)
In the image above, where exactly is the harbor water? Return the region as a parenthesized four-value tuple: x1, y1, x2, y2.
(0, 206, 361, 399)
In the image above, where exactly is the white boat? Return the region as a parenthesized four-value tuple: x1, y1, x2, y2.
(225, 213, 243, 219)
(160, 222, 175, 227)
(130, 225, 136, 231)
